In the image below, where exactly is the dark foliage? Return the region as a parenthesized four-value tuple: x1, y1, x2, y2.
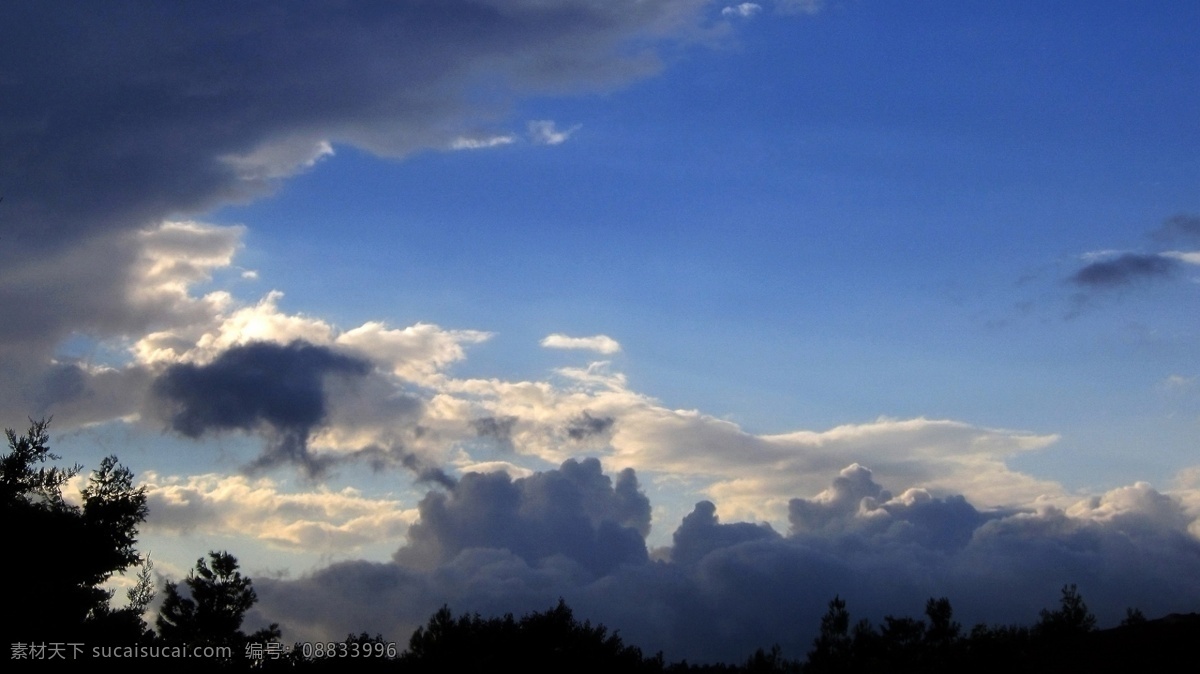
(401, 599, 663, 673)
(157, 550, 281, 658)
(1033, 583, 1097, 638)
(0, 419, 152, 643)
(794, 585, 1200, 673)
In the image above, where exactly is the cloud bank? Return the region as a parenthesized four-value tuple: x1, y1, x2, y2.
(252, 459, 1200, 663)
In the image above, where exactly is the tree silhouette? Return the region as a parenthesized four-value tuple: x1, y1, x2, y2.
(1, 419, 151, 642)
(403, 599, 660, 673)
(157, 551, 280, 652)
(923, 597, 960, 647)
(1033, 583, 1096, 638)
(806, 596, 852, 673)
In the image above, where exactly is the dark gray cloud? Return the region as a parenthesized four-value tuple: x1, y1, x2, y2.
(254, 460, 1200, 663)
(472, 415, 518, 449)
(670, 500, 779, 565)
(1070, 253, 1177, 287)
(789, 463, 890, 533)
(1, 1, 707, 251)
(151, 340, 370, 476)
(1150, 213, 1200, 243)
(395, 457, 650, 576)
(348, 444, 458, 490)
(788, 464, 998, 551)
(565, 411, 615, 440)
(32, 363, 88, 415)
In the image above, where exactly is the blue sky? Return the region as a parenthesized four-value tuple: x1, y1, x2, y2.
(3, 0, 1200, 662)
(209, 0, 1200, 482)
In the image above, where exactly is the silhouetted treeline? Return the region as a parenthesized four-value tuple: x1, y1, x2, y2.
(1, 419, 154, 646)
(6, 421, 1200, 671)
(303, 595, 1193, 674)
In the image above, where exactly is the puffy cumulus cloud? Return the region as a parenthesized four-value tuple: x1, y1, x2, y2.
(1067, 481, 1194, 534)
(18, 220, 1068, 519)
(134, 290, 335, 367)
(252, 460, 1200, 663)
(611, 413, 1061, 526)
(540, 333, 622, 354)
(669, 500, 779, 565)
(787, 464, 999, 552)
(0, 182, 1084, 533)
(391, 360, 1065, 531)
(337, 322, 493, 386)
(1169, 467, 1200, 537)
(394, 457, 651, 575)
(788, 463, 892, 532)
(141, 472, 417, 551)
(1, 216, 476, 479)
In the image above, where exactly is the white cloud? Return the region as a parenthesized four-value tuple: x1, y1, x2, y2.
(450, 134, 517, 150)
(1079, 249, 1126, 262)
(527, 120, 582, 145)
(18, 220, 1084, 539)
(1161, 374, 1195, 390)
(221, 139, 334, 181)
(338, 322, 492, 385)
(540, 333, 622, 354)
(1066, 481, 1192, 533)
(133, 290, 336, 366)
(142, 472, 418, 551)
(722, 3, 762, 18)
(1162, 250, 1200, 265)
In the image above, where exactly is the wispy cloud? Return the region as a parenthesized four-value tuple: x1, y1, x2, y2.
(722, 3, 763, 18)
(1161, 250, 1200, 266)
(541, 333, 622, 354)
(1070, 252, 1177, 287)
(1150, 213, 1200, 243)
(528, 120, 582, 146)
(1069, 215, 1200, 291)
(450, 134, 517, 150)
(1161, 374, 1195, 391)
(775, 0, 824, 15)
